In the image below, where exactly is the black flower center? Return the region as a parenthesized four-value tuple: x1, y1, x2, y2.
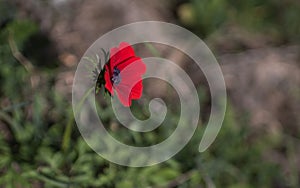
(111, 67, 121, 85)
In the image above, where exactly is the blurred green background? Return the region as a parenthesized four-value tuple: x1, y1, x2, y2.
(0, 0, 299, 187)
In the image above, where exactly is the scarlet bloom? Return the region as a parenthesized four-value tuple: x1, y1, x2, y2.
(104, 42, 146, 107)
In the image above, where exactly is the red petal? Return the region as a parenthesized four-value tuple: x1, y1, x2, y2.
(130, 81, 143, 99)
(114, 61, 145, 106)
(116, 57, 141, 71)
(104, 64, 113, 95)
(110, 42, 135, 68)
(115, 80, 143, 106)
(104, 42, 146, 106)
(118, 58, 146, 77)
(115, 84, 132, 106)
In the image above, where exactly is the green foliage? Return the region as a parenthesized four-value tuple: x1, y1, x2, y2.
(0, 17, 38, 99)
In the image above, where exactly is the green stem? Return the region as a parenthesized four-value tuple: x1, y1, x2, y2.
(62, 87, 94, 152)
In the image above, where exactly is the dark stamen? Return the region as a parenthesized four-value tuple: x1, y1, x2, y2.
(111, 67, 121, 85)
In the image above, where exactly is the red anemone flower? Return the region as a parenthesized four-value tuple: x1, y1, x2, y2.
(104, 42, 146, 107)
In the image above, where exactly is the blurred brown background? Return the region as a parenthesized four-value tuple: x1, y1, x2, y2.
(14, 0, 299, 130)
